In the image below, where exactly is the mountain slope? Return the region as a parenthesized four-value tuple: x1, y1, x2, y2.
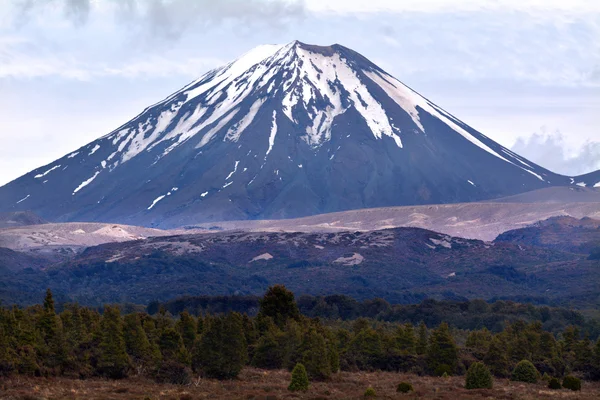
(0, 41, 577, 227)
(2, 226, 598, 307)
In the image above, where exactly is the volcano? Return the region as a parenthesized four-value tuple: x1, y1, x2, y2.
(0, 41, 592, 228)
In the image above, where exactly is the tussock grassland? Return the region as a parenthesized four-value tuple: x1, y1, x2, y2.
(1, 368, 599, 400)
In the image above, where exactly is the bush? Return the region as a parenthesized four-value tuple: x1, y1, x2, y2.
(154, 360, 192, 385)
(511, 360, 538, 383)
(288, 363, 309, 392)
(548, 377, 561, 389)
(465, 362, 493, 389)
(396, 382, 414, 393)
(364, 387, 376, 398)
(434, 364, 453, 377)
(562, 375, 581, 391)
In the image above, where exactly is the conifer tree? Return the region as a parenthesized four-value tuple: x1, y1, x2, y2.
(251, 327, 283, 369)
(159, 327, 189, 365)
(426, 322, 458, 376)
(416, 321, 428, 355)
(258, 285, 300, 328)
(193, 312, 247, 379)
(0, 325, 16, 376)
(301, 328, 331, 380)
(484, 336, 511, 378)
(123, 313, 159, 371)
(176, 311, 197, 352)
(97, 306, 130, 379)
(396, 323, 416, 355)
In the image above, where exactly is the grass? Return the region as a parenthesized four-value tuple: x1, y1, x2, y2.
(1, 368, 599, 399)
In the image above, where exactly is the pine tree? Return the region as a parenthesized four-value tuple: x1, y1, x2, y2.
(193, 312, 247, 379)
(176, 311, 197, 352)
(288, 362, 309, 391)
(484, 336, 511, 378)
(396, 323, 416, 355)
(251, 327, 283, 369)
(346, 327, 384, 370)
(301, 328, 331, 380)
(97, 306, 130, 379)
(258, 285, 300, 328)
(426, 322, 458, 376)
(0, 325, 16, 376)
(416, 321, 428, 355)
(123, 313, 160, 372)
(159, 327, 189, 365)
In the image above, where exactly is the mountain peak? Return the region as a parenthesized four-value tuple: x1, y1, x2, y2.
(0, 42, 582, 228)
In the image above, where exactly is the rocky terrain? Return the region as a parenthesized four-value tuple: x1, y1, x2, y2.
(1, 218, 598, 307)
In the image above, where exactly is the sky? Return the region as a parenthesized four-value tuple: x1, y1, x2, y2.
(0, 0, 598, 185)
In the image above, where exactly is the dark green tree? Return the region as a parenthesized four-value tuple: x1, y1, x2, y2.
(159, 328, 189, 365)
(176, 312, 197, 352)
(123, 313, 160, 371)
(484, 336, 511, 377)
(258, 285, 300, 328)
(97, 306, 130, 379)
(0, 325, 16, 376)
(426, 322, 458, 376)
(301, 328, 331, 380)
(396, 323, 416, 355)
(416, 321, 428, 355)
(193, 312, 247, 379)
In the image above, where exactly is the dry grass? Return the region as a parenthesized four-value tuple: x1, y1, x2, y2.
(1, 368, 599, 400)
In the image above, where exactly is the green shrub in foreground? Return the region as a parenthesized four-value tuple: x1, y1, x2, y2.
(364, 387, 376, 397)
(288, 363, 309, 392)
(465, 362, 493, 389)
(396, 382, 414, 393)
(562, 375, 581, 391)
(548, 377, 561, 389)
(510, 360, 538, 383)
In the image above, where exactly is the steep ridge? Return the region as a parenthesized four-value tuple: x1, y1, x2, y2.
(0, 41, 584, 227)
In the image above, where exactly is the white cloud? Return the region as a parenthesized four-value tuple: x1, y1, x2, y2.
(512, 129, 600, 175)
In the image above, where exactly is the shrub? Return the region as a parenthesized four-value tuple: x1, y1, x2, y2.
(511, 360, 538, 383)
(465, 362, 493, 389)
(548, 377, 561, 389)
(562, 375, 581, 391)
(364, 387, 376, 398)
(434, 364, 453, 377)
(288, 363, 309, 392)
(396, 382, 414, 393)
(154, 360, 192, 385)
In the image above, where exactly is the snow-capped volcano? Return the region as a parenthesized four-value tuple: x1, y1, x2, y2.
(0, 41, 589, 227)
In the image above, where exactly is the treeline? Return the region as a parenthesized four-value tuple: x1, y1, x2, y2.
(1, 286, 600, 385)
(152, 294, 599, 339)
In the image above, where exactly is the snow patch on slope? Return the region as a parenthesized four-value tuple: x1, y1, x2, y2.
(73, 171, 100, 195)
(35, 165, 61, 179)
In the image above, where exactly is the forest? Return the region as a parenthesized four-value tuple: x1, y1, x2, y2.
(1, 285, 600, 397)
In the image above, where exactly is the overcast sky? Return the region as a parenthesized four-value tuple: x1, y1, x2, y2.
(0, 0, 598, 185)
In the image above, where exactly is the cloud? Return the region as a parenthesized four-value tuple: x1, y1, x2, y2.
(511, 129, 600, 175)
(12, 0, 306, 38)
